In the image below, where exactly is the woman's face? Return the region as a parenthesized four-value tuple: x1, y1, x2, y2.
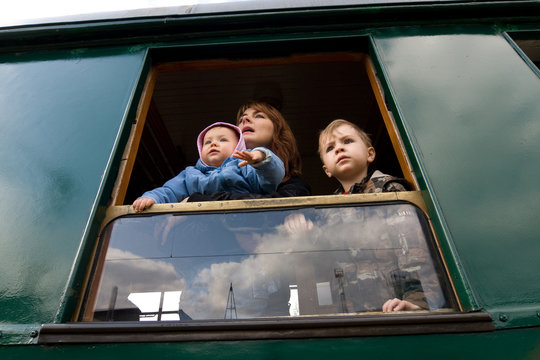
(237, 107, 275, 149)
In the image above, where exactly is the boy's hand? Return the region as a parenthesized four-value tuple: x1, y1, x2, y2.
(284, 213, 314, 235)
(133, 197, 155, 212)
(382, 298, 421, 312)
(233, 150, 265, 167)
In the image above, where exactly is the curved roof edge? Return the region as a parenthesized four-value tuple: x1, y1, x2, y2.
(0, 0, 468, 29)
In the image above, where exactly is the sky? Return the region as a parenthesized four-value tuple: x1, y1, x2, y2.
(0, 0, 439, 27)
(0, 0, 196, 26)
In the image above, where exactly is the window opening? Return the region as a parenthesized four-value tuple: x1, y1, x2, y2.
(113, 52, 414, 205)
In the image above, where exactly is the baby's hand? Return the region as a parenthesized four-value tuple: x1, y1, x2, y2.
(132, 197, 155, 212)
(233, 150, 265, 167)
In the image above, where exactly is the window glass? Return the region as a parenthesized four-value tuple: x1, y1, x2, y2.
(89, 202, 454, 321)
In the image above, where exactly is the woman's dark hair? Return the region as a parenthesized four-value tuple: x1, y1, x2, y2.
(237, 101, 302, 181)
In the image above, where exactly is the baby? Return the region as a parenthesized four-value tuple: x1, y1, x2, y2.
(133, 122, 285, 212)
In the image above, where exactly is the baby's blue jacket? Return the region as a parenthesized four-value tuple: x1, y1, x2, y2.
(140, 147, 285, 204)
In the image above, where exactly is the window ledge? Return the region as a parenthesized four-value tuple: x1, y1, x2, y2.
(39, 311, 494, 344)
(104, 191, 429, 230)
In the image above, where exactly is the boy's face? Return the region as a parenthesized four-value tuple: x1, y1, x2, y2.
(201, 126, 239, 167)
(320, 124, 375, 183)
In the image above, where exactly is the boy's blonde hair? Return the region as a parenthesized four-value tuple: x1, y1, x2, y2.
(318, 119, 372, 159)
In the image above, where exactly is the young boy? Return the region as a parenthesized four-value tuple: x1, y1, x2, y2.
(132, 122, 285, 212)
(318, 119, 408, 194)
(317, 119, 421, 312)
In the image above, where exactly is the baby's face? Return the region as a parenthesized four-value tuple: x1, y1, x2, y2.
(201, 126, 239, 167)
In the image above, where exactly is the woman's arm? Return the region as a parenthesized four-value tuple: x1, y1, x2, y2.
(187, 176, 311, 202)
(233, 147, 285, 194)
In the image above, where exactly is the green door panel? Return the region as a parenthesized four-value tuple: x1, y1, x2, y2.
(372, 31, 540, 327)
(0, 47, 147, 325)
(1, 327, 540, 360)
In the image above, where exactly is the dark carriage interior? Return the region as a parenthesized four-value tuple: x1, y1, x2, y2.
(512, 37, 540, 70)
(123, 54, 403, 203)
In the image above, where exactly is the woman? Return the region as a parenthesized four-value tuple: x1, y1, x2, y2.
(188, 101, 311, 201)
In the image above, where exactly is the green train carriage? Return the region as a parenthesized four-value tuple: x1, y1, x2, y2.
(1, 0, 539, 358)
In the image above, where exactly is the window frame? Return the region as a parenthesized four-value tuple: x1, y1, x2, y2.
(505, 31, 540, 77)
(69, 48, 480, 340)
(79, 191, 463, 321)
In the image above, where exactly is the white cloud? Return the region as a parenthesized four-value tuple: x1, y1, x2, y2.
(0, 0, 194, 26)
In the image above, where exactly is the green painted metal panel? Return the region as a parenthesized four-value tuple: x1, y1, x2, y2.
(1, 327, 539, 359)
(0, 47, 147, 325)
(372, 30, 540, 328)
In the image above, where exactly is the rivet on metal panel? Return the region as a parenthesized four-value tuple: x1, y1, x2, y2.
(499, 314, 508, 322)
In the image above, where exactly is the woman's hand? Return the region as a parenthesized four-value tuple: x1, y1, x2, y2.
(382, 298, 421, 312)
(233, 150, 265, 167)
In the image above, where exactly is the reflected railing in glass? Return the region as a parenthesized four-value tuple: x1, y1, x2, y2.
(88, 203, 455, 321)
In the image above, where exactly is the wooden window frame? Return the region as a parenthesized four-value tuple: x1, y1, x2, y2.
(75, 52, 461, 323)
